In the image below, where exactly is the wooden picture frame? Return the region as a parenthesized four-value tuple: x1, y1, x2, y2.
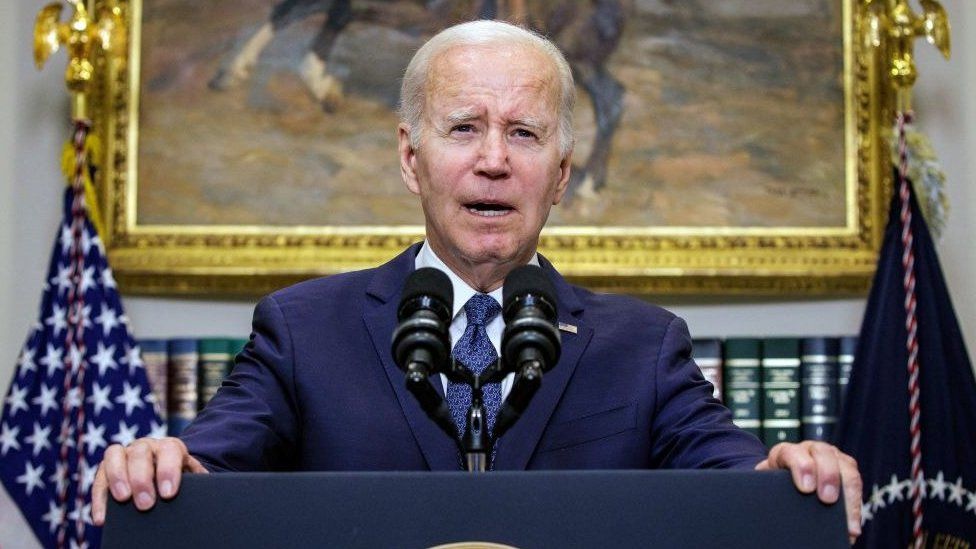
(92, 0, 892, 296)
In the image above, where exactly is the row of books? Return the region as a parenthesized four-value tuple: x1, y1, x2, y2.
(692, 336, 857, 446)
(139, 338, 249, 436)
(139, 335, 857, 446)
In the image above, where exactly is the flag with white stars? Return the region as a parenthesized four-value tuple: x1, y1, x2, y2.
(0, 127, 163, 548)
(835, 170, 976, 546)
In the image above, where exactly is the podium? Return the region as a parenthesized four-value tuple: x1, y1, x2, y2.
(103, 470, 847, 548)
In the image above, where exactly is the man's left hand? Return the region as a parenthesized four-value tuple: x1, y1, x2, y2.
(755, 441, 862, 544)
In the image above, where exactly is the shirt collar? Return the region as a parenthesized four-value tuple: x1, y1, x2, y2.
(414, 241, 539, 320)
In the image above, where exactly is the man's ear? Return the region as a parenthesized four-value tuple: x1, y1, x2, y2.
(552, 150, 573, 205)
(398, 123, 421, 196)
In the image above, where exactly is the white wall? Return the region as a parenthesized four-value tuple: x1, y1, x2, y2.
(2, 0, 973, 385)
(2, 0, 71, 375)
(0, 2, 17, 362)
(913, 0, 976, 361)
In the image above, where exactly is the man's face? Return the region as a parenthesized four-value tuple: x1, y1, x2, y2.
(399, 43, 572, 285)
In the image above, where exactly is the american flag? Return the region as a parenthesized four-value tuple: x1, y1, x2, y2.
(0, 123, 162, 548)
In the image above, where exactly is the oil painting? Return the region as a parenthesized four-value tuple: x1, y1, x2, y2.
(98, 0, 883, 296)
(135, 0, 846, 229)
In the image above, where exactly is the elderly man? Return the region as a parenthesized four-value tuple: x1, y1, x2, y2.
(93, 20, 862, 541)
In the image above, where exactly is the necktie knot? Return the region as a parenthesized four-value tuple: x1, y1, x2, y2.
(464, 293, 500, 327)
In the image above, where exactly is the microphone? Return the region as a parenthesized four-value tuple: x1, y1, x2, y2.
(501, 265, 561, 373)
(495, 265, 561, 439)
(391, 267, 457, 439)
(392, 267, 453, 378)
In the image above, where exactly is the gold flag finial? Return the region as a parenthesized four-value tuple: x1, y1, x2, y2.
(33, 0, 125, 120)
(860, 0, 951, 110)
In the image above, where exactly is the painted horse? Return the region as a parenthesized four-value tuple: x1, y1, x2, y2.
(209, 0, 629, 198)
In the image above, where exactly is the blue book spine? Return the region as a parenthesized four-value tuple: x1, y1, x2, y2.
(836, 336, 857, 413)
(801, 337, 840, 441)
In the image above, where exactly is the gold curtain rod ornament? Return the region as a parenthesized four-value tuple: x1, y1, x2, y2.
(860, 0, 950, 111)
(34, 0, 125, 120)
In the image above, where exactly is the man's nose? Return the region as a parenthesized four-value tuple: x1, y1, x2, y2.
(474, 130, 510, 179)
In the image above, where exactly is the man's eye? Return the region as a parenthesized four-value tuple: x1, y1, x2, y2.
(452, 124, 474, 133)
(513, 128, 537, 139)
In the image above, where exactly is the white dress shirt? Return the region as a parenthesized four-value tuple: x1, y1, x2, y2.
(414, 241, 541, 399)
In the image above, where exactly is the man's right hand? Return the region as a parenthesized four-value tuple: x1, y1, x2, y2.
(91, 437, 208, 525)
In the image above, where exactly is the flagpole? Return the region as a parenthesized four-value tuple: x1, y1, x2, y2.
(16, 2, 159, 548)
(859, 1, 951, 546)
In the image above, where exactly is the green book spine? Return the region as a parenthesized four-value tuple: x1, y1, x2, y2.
(692, 338, 723, 402)
(138, 338, 168, 422)
(762, 337, 801, 445)
(723, 338, 763, 441)
(230, 338, 249, 363)
(167, 338, 199, 436)
(198, 338, 233, 410)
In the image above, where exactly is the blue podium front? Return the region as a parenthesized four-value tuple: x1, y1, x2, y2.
(103, 470, 847, 548)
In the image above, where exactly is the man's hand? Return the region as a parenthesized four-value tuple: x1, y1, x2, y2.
(91, 437, 208, 525)
(755, 441, 862, 544)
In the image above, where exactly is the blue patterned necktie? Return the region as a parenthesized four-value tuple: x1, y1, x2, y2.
(447, 293, 502, 443)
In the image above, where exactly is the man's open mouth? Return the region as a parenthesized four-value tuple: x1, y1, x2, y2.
(465, 202, 513, 217)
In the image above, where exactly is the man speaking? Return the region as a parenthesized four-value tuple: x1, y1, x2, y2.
(92, 20, 862, 541)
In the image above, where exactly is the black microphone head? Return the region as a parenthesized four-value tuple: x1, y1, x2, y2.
(392, 267, 453, 376)
(399, 267, 453, 322)
(501, 265, 560, 373)
(502, 265, 556, 322)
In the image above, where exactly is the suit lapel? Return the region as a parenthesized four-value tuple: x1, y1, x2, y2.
(493, 257, 593, 470)
(362, 243, 460, 471)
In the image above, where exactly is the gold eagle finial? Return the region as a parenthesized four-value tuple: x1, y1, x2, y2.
(33, 0, 125, 118)
(918, 0, 951, 58)
(860, 0, 950, 109)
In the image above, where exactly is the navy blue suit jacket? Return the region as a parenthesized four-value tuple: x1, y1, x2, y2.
(182, 244, 767, 471)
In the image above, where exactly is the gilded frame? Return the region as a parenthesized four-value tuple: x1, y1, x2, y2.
(92, 0, 893, 297)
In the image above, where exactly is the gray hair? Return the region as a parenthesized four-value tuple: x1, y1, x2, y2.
(398, 20, 576, 157)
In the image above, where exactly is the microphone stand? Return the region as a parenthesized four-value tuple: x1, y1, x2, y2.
(405, 357, 551, 472)
(493, 352, 544, 442)
(402, 354, 458, 442)
(445, 357, 509, 472)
